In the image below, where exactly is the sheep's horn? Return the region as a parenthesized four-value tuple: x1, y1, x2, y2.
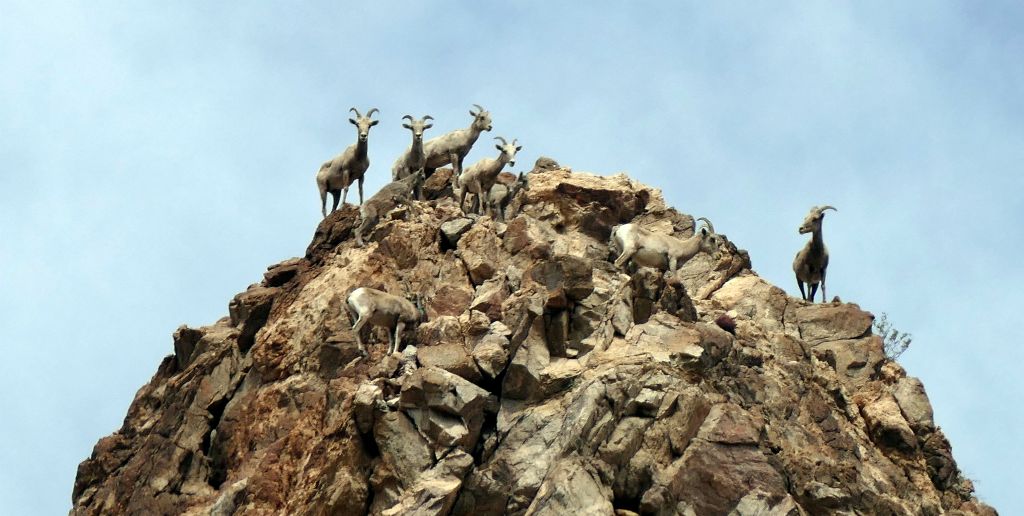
(494, 136, 508, 145)
(402, 115, 414, 122)
(349, 107, 361, 117)
(423, 115, 434, 121)
(697, 217, 715, 233)
(820, 205, 837, 213)
(366, 108, 379, 118)
(512, 138, 518, 146)
(472, 103, 484, 114)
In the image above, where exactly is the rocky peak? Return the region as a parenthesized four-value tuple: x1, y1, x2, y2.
(72, 161, 996, 515)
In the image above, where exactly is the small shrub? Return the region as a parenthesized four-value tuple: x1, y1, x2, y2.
(874, 312, 912, 360)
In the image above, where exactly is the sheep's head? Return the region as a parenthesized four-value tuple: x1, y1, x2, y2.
(402, 115, 433, 143)
(470, 104, 493, 132)
(349, 107, 380, 142)
(697, 217, 725, 257)
(798, 205, 836, 234)
(494, 137, 522, 168)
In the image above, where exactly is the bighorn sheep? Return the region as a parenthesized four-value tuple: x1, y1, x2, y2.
(391, 115, 434, 199)
(346, 287, 423, 355)
(486, 171, 528, 222)
(355, 169, 426, 246)
(610, 217, 723, 276)
(792, 205, 836, 302)
(316, 107, 379, 217)
(457, 137, 521, 215)
(422, 104, 492, 181)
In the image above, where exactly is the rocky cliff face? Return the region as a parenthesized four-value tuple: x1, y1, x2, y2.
(72, 163, 996, 515)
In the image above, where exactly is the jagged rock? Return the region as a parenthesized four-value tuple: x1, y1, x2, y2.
(353, 381, 384, 434)
(427, 285, 473, 318)
(370, 411, 435, 510)
(228, 285, 279, 352)
(73, 167, 994, 516)
(859, 391, 918, 451)
(400, 367, 489, 451)
(423, 167, 455, 200)
(263, 257, 305, 287)
(417, 341, 481, 383)
(524, 457, 614, 515)
(472, 331, 510, 379)
(440, 217, 475, 248)
(457, 219, 508, 285)
(795, 302, 874, 344)
(470, 276, 508, 321)
(381, 450, 473, 516)
(532, 156, 560, 171)
(172, 325, 204, 370)
(893, 376, 936, 431)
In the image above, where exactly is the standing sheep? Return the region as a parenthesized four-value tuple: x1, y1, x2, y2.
(610, 218, 723, 277)
(315, 107, 379, 216)
(457, 137, 521, 215)
(391, 115, 434, 200)
(346, 287, 423, 356)
(792, 205, 836, 302)
(421, 104, 493, 182)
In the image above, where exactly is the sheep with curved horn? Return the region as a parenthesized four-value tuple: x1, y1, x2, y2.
(315, 107, 380, 216)
(610, 217, 724, 278)
(793, 205, 837, 302)
(391, 114, 434, 200)
(457, 136, 521, 215)
(421, 104, 493, 183)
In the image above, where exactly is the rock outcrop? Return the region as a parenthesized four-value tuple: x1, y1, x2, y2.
(72, 165, 995, 515)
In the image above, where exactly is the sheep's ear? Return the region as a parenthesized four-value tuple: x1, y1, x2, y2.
(370, 120, 379, 126)
(516, 145, 522, 151)
(470, 110, 477, 117)
(424, 124, 433, 129)
(402, 123, 412, 129)
(496, 144, 504, 151)
(349, 118, 357, 125)
(701, 227, 709, 236)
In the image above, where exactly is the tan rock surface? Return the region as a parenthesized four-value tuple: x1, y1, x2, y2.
(72, 166, 994, 515)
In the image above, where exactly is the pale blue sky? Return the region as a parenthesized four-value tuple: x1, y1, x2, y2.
(1, 2, 1020, 513)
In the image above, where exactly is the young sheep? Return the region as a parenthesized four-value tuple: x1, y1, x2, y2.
(391, 115, 434, 199)
(792, 205, 836, 302)
(354, 168, 426, 246)
(316, 107, 380, 216)
(486, 171, 528, 222)
(346, 287, 423, 355)
(611, 217, 723, 277)
(457, 137, 521, 215)
(421, 104, 493, 181)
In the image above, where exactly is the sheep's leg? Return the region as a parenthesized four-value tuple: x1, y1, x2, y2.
(614, 247, 636, 268)
(820, 271, 827, 303)
(808, 282, 819, 303)
(329, 190, 341, 215)
(351, 315, 368, 355)
(341, 186, 349, 207)
(474, 181, 486, 215)
(358, 177, 365, 205)
(393, 321, 406, 355)
(451, 152, 463, 178)
(458, 185, 469, 213)
(795, 277, 806, 301)
(384, 327, 394, 355)
(320, 188, 328, 218)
